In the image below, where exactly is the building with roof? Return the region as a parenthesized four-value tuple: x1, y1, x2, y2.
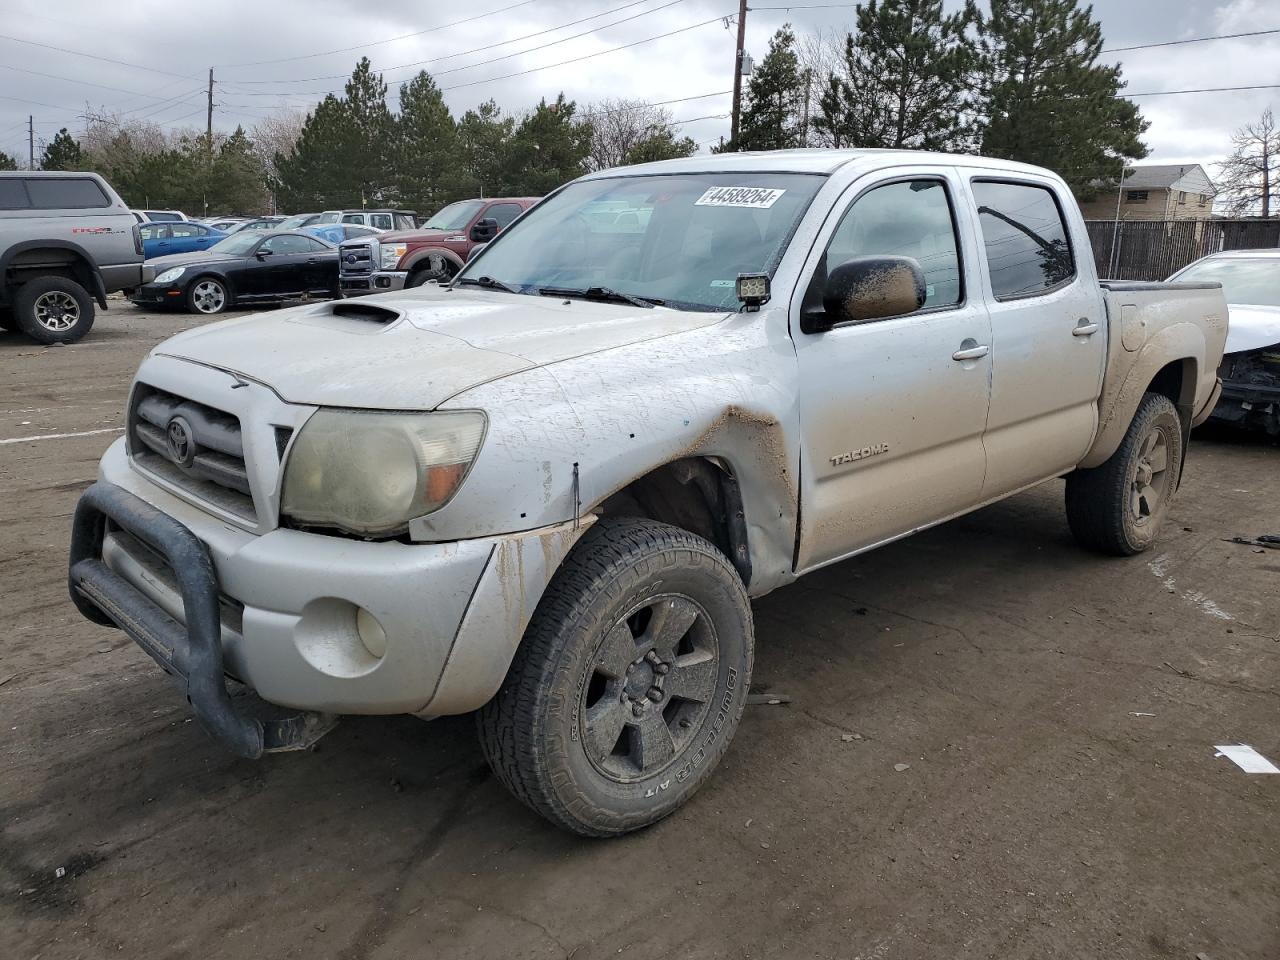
(1077, 163, 1218, 222)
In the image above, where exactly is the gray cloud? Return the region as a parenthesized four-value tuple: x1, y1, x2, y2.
(1, 0, 1274, 179)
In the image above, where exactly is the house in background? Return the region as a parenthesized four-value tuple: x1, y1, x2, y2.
(1077, 164, 1218, 221)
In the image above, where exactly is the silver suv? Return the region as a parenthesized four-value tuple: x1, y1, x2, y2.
(1, 171, 148, 344)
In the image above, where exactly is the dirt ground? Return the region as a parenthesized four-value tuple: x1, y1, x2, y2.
(2, 303, 1278, 960)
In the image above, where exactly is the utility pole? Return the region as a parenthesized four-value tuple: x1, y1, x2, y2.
(800, 69, 812, 148)
(28, 115, 34, 169)
(205, 68, 214, 218)
(730, 0, 748, 147)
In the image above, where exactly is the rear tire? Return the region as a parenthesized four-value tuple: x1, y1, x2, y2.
(14, 277, 95, 344)
(477, 518, 753, 837)
(1066, 392, 1183, 556)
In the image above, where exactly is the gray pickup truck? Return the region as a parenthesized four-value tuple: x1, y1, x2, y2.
(68, 150, 1226, 836)
(1, 171, 148, 343)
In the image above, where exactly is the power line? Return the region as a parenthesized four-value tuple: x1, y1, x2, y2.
(218, 0, 543, 69)
(223, 0, 690, 93)
(579, 90, 731, 119)
(440, 12, 731, 92)
(0, 63, 173, 100)
(1126, 83, 1280, 98)
(227, 0, 658, 84)
(0, 32, 199, 80)
(1102, 27, 1280, 54)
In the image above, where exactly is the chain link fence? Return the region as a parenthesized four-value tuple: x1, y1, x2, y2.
(1084, 219, 1280, 281)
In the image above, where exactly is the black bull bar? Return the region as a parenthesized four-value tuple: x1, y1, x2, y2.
(68, 481, 334, 758)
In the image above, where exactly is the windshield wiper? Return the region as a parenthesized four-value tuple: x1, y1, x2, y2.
(537, 285, 661, 309)
(455, 275, 522, 294)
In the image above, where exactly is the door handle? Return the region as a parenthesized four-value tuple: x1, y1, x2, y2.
(1073, 319, 1100, 337)
(952, 342, 990, 361)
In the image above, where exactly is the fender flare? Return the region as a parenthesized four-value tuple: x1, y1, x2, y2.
(402, 246, 464, 280)
(1080, 322, 1204, 468)
(1, 238, 108, 307)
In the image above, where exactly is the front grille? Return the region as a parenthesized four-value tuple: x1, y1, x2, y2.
(339, 241, 375, 278)
(128, 384, 257, 522)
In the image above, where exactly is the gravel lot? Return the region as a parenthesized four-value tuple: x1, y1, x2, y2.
(2, 302, 1278, 960)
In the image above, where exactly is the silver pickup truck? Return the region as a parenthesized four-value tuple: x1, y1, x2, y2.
(1, 171, 147, 343)
(68, 150, 1226, 836)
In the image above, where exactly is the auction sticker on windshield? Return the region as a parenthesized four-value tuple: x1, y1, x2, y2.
(695, 186, 786, 209)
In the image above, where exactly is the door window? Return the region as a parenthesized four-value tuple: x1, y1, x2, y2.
(0, 179, 30, 209)
(171, 224, 198, 238)
(486, 203, 523, 228)
(138, 224, 157, 240)
(971, 180, 1075, 299)
(342, 213, 365, 225)
(370, 213, 393, 229)
(819, 178, 963, 311)
(261, 234, 313, 255)
(394, 213, 416, 230)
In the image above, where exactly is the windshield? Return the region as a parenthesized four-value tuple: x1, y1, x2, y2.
(1177, 257, 1280, 307)
(208, 233, 263, 256)
(424, 199, 486, 231)
(316, 211, 341, 224)
(277, 214, 314, 229)
(456, 173, 824, 311)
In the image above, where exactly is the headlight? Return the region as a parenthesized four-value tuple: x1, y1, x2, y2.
(155, 267, 185, 284)
(281, 409, 486, 537)
(380, 243, 407, 269)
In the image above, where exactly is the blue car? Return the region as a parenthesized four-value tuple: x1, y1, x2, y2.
(139, 221, 227, 258)
(304, 223, 381, 245)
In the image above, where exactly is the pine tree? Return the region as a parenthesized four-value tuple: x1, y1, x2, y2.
(40, 128, 84, 170)
(0, 151, 16, 171)
(624, 128, 697, 165)
(733, 27, 805, 151)
(815, 0, 978, 151)
(395, 71, 458, 214)
(729, 27, 805, 152)
(456, 100, 514, 198)
(208, 127, 267, 212)
(274, 58, 396, 210)
(503, 95, 593, 195)
(976, 0, 1148, 198)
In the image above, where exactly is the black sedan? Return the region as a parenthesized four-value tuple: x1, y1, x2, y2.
(131, 230, 340, 315)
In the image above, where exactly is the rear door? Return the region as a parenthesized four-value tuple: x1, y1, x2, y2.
(792, 166, 993, 570)
(962, 176, 1106, 497)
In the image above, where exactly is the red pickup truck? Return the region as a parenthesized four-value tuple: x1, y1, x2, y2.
(338, 196, 538, 295)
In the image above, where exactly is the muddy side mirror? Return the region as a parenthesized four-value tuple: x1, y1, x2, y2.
(804, 256, 926, 333)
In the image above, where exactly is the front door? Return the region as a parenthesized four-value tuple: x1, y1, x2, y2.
(793, 169, 993, 571)
(963, 176, 1106, 497)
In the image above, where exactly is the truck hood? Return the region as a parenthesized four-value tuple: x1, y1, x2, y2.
(153, 286, 728, 409)
(1225, 304, 1280, 354)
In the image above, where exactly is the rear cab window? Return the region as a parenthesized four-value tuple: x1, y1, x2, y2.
(24, 178, 111, 210)
(0, 179, 31, 209)
(971, 180, 1075, 299)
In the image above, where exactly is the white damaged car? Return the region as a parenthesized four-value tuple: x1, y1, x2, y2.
(1171, 250, 1280, 436)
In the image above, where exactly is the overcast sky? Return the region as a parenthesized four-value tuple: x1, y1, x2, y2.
(1, 0, 1276, 178)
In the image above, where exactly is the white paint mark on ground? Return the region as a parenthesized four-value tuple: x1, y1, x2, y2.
(1215, 744, 1280, 774)
(1147, 555, 1235, 620)
(0, 427, 123, 445)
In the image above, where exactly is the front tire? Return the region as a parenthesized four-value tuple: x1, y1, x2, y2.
(406, 256, 455, 288)
(186, 277, 230, 315)
(14, 277, 95, 344)
(1066, 392, 1184, 555)
(478, 518, 754, 837)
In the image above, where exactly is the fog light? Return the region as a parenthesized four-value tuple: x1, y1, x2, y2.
(356, 607, 387, 659)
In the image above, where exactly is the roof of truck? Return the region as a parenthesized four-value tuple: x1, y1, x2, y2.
(582, 148, 1060, 180)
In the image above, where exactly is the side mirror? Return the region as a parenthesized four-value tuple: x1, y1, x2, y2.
(805, 255, 926, 333)
(467, 242, 487, 262)
(255, 248, 273, 260)
(469, 217, 498, 243)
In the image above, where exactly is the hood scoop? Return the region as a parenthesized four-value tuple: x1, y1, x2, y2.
(286, 300, 403, 334)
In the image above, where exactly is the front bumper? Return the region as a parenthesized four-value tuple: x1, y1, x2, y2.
(1210, 350, 1280, 429)
(69, 440, 588, 756)
(339, 271, 406, 297)
(129, 281, 184, 306)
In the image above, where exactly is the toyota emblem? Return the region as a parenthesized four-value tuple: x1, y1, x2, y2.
(165, 416, 196, 467)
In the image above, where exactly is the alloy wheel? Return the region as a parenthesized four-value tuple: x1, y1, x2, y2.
(33, 291, 80, 331)
(580, 595, 719, 782)
(1131, 427, 1171, 525)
